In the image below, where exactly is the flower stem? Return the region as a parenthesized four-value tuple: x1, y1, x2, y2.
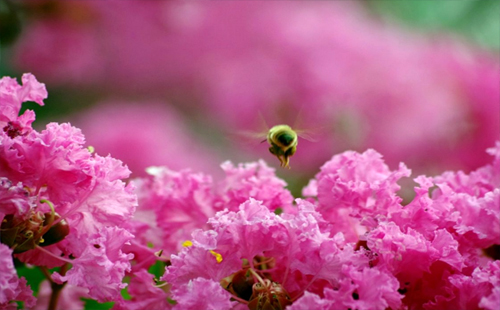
(46, 263, 69, 310)
(39, 266, 54, 284)
(48, 281, 65, 310)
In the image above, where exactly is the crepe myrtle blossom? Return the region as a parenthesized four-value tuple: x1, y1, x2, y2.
(117, 143, 500, 310)
(0, 243, 36, 309)
(0, 74, 137, 308)
(155, 198, 402, 310)
(123, 160, 294, 275)
(2, 75, 499, 309)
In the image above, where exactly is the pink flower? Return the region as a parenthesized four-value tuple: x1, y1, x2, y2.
(0, 178, 34, 218)
(0, 73, 46, 120)
(4, 69, 496, 309)
(215, 160, 294, 212)
(163, 198, 393, 308)
(434, 141, 500, 197)
(289, 265, 402, 310)
(127, 159, 292, 263)
(388, 144, 500, 270)
(425, 261, 500, 310)
(129, 142, 498, 309)
(0, 74, 137, 305)
(171, 278, 237, 310)
(0, 73, 46, 137)
(0, 244, 36, 309)
(113, 269, 172, 310)
(51, 227, 134, 302)
(73, 102, 223, 177)
(367, 223, 463, 279)
(131, 166, 215, 257)
(303, 149, 410, 241)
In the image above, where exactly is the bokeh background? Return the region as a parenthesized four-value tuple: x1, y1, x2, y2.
(1, 0, 499, 199)
(0, 1, 499, 309)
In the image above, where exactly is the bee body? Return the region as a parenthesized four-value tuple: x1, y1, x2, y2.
(266, 125, 298, 169)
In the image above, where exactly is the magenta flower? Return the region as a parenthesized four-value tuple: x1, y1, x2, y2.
(73, 102, 224, 178)
(129, 166, 216, 259)
(0, 244, 36, 309)
(215, 160, 294, 212)
(171, 278, 237, 310)
(1, 66, 497, 308)
(0, 74, 137, 307)
(0, 73, 46, 137)
(161, 198, 402, 309)
(113, 268, 173, 310)
(125, 160, 293, 271)
(303, 149, 411, 241)
(134, 142, 498, 309)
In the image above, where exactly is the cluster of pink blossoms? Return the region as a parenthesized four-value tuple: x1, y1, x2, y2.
(119, 143, 499, 309)
(0, 74, 137, 309)
(1, 73, 499, 310)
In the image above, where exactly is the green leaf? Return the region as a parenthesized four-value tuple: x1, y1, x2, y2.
(82, 298, 114, 310)
(148, 260, 166, 279)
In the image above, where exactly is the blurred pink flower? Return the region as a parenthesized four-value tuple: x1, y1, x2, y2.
(73, 101, 223, 177)
(113, 269, 172, 310)
(0, 244, 36, 309)
(425, 260, 500, 310)
(10, 0, 500, 175)
(33, 281, 87, 310)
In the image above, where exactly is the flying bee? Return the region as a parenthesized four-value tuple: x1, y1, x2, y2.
(234, 110, 319, 169)
(265, 125, 298, 169)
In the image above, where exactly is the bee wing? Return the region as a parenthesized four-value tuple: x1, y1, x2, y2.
(289, 105, 330, 142)
(239, 130, 268, 141)
(228, 129, 269, 146)
(294, 123, 333, 142)
(294, 129, 318, 142)
(229, 110, 271, 145)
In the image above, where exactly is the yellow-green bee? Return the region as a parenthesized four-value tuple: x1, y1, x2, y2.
(236, 111, 316, 168)
(265, 125, 298, 169)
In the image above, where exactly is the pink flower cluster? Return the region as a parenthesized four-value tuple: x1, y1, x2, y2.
(1, 73, 499, 309)
(0, 74, 137, 308)
(121, 145, 499, 308)
(124, 160, 293, 266)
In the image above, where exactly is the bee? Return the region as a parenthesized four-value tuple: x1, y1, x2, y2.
(235, 111, 318, 169)
(265, 125, 298, 169)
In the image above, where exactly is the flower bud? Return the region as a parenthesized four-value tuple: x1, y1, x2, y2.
(40, 213, 70, 247)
